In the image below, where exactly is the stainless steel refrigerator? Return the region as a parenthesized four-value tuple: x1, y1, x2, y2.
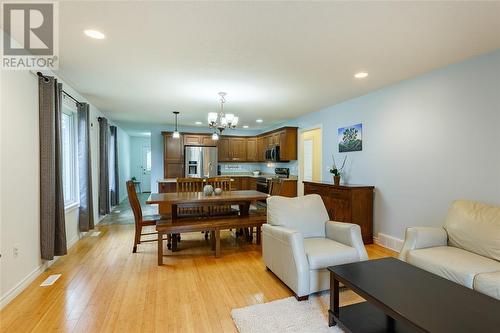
(184, 146, 218, 178)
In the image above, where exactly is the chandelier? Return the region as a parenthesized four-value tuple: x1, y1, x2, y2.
(208, 92, 238, 140)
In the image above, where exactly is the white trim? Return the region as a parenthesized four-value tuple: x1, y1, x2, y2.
(374, 233, 404, 253)
(64, 202, 79, 213)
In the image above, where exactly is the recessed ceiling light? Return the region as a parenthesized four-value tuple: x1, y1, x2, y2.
(243, 125, 249, 128)
(354, 72, 368, 79)
(195, 121, 202, 125)
(84, 29, 105, 39)
(256, 119, 263, 123)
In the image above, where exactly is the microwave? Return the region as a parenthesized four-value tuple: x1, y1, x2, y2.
(265, 146, 280, 161)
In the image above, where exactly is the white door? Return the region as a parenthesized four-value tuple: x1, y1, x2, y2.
(141, 146, 152, 192)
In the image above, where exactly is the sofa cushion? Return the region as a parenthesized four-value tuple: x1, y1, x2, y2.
(303, 238, 359, 270)
(473, 271, 500, 300)
(267, 194, 328, 238)
(407, 246, 500, 288)
(444, 200, 500, 261)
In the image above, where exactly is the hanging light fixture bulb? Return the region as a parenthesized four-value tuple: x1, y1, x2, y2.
(172, 111, 180, 139)
(212, 131, 219, 141)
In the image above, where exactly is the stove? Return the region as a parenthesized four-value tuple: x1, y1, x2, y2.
(256, 168, 290, 194)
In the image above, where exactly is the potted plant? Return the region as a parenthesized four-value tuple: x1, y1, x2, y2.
(329, 154, 347, 186)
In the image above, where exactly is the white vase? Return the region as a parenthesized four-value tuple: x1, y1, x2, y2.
(203, 185, 214, 196)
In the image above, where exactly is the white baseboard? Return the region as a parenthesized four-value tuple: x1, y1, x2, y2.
(0, 258, 55, 309)
(374, 233, 404, 253)
(0, 233, 82, 310)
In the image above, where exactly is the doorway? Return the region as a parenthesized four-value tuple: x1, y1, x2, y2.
(298, 127, 322, 196)
(141, 145, 152, 192)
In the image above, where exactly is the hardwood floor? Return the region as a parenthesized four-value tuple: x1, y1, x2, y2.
(0, 197, 397, 333)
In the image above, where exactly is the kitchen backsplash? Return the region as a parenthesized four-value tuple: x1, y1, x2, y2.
(219, 161, 298, 175)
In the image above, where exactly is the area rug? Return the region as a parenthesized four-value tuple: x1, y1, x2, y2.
(231, 292, 344, 333)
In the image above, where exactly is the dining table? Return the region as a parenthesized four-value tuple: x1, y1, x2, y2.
(146, 190, 269, 264)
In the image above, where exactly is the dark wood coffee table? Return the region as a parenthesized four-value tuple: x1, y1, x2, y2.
(328, 257, 500, 333)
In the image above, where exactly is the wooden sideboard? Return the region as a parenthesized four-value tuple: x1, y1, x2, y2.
(303, 181, 374, 244)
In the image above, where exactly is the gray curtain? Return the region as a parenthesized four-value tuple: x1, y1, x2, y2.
(39, 76, 67, 260)
(77, 103, 94, 231)
(98, 117, 110, 215)
(110, 125, 119, 206)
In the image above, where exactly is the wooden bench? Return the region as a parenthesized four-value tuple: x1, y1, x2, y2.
(156, 212, 267, 265)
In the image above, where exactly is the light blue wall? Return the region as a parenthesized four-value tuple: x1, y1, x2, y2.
(281, 50, 500, 240)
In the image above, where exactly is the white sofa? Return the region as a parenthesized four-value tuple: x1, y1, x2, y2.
(262, 194, 368, 300)
(399, 200, 500, 300)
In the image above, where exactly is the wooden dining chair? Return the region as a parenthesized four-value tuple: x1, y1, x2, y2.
(269, 178, 283, 196)
(126, 180, 169, 253)
(206, 177, 238, 217)
(176, 178, 205, 217)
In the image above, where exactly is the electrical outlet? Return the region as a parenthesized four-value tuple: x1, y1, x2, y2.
(13, 244, 19, 258)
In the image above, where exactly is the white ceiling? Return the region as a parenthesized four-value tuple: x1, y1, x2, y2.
(56, 1, 500, 132)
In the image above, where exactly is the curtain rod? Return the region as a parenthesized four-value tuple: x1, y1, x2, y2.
(35, 71, 84, 106)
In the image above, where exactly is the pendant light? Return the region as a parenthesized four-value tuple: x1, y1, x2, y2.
(172, 111, 180, 139)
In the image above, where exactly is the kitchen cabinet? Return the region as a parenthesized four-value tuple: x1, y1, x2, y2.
(257, 137, 266, 161)
(183, 134, 202, 145)
(246, 138, 257, 161)
(201, 136, 217, 146)
(218, 137, 231, 162)
(183, 134, 217, 146)
(230, 177, 242, 190)
(163, 132, 184, 178)
(240, 177, 257, 190)
(229, 137, 247, 161)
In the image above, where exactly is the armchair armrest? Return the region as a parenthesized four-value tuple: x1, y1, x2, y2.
(399, 227, 448, 261)
(262, 224, 310, 297)
(325, 221, 368, 261)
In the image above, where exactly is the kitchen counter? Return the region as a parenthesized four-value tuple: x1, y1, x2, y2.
(158, 174, 298, 183)
(220, 173, 298, 181)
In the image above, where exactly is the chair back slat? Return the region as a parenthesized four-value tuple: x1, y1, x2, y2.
(206, 177, 231, 191)
(126, 180, 143, 224)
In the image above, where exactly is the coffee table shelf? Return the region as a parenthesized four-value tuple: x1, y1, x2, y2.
(329, 302, 416, 333)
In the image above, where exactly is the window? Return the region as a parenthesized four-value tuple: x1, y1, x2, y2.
(61, 101, 78, 209)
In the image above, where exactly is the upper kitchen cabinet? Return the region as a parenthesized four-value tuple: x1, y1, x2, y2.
(162, 132, 184, 178)
(218, 137, 231, 162)
(256, 127, 297, 161)
(246, 138, 258, 161)
(229, 137, 247, 161)
(183, 134, 218, 147)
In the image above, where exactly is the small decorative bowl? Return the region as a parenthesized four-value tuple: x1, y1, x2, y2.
(252, 171, 260, 176)
(214, 187, 223, 196)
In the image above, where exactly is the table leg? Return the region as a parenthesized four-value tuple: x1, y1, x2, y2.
(172, 234, 178, 252)
(215, 229, 221, 258)
(157, 231, 164, 266)
(239, 203, 250, 216)
(211, 230, 216, 251)
(167, 234, 172, 250)
(386, 316, 395, 333)
(256, 226, 261, 245)
(329, 272, 339, 326)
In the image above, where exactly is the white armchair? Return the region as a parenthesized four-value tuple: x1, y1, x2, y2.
(262, 194, 368, 300)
